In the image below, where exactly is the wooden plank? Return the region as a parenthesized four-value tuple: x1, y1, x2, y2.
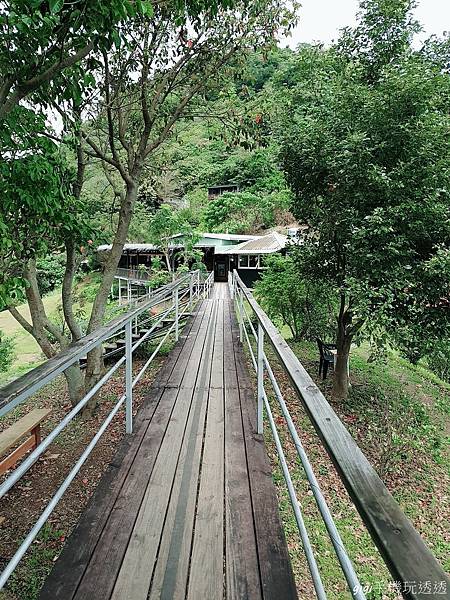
(223, 300, 262, 600)
(164, 301, 214, 390)
(223, 301, 238, 390)
(72, 305, 213, 600)
(73, 387, 179, 600)
(225, 386, 262, 600)
(39, 308, 205, 600)
(148, 305, 217, 599)
(235, 275, 450, 595)
(187, 298, 224, 598)
(149, 386, 209, 600)
(187, 387, 225, 600)
(0, 408, 51, 456)
(239, 387, 298, 600)
(232, 311, 298, 600)
(210, 298, 224, 389)
(0, 435, 36, 475)
(109, 302, 218, 600)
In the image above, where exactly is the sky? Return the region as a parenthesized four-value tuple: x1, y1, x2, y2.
(284, 0, 450, 48)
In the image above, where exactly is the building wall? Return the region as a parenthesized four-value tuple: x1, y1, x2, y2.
(235, 268, 262, 288)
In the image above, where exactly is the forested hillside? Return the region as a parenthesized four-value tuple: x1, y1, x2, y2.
(81, 51, 298, 241)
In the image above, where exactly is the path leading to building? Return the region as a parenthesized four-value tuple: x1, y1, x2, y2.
(39, 283, 298, 600)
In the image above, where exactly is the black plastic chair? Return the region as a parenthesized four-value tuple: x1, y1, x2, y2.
(317, 338, 337, 380)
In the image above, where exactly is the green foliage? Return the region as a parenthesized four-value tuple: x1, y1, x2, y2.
(276, 4, 450, 363)
(36, 254, 67, 297)
(0, 0, 237, 120)
(0, 330, 15, 372)
(338, 0, 421, 80)
(0, 134, 92, 307)
(146, 257, 171, 289)
(426, 339, 450, 384)
(203, 190, 287, 233)
(254, 255, 335, 340)
(6, 523, 65, 600)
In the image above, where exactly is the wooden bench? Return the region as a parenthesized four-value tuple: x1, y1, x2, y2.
(0, 408, 52, 476)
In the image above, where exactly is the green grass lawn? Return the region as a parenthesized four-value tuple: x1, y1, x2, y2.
(0, 276, 101, 385)
(0, 289, 62, 378)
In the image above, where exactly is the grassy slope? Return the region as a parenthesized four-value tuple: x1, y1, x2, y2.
(258, 337, 450, 599)
(0, 276, 100, 385)
(0, 289, 62, 377)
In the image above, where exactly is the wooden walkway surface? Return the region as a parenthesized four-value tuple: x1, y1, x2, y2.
(39, 283, 297, 600)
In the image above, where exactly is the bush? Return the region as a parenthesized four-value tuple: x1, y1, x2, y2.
(36, 253, 66, 296)
(254, 255, 335, 341)
(0, 330, 15, 372)
(203, 190, 279, 233)
(426, 339, 450, 383)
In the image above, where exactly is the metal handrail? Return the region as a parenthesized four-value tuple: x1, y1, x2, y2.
(116, 266, 151, 282)
(231, 270, 449, 600)
(202, 270, 214, 299)
(0, 269, 208, 589)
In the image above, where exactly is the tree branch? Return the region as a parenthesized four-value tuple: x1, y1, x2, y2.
(0, 42, 94, 118)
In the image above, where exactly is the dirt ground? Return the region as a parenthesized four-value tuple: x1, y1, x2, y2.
(0, 355, 165, 600)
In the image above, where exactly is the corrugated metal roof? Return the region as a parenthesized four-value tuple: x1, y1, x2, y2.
(218, 232, 287, 255)
(97, 233, 258, 252)
(170, 232, 258, 242)
(97, 243, 160, 252)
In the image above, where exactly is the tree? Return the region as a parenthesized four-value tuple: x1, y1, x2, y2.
(254, 255, 335, 341)
(277, 1, 450, 399)
(74, 2, 295, 402)
(0, 133, 94, 403)
(148, 205, 193, 272)
(1, 0, 296, 412)
(0, 0, 231, 119)
(337, 0, 420, 81)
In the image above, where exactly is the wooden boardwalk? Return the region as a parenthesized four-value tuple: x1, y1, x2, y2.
(39, 283, 297, 600)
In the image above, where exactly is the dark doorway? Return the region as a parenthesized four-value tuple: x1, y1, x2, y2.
(214, 256, 228, 282)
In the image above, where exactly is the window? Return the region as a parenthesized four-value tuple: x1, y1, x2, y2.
(239, 255, 248, 268)
(238, 254, 262, 269)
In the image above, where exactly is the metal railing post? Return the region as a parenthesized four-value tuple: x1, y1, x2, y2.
(238, 289, 244, 342)
(125, 320, 133, 434)
(189, 273, 193, 311)
(257, 322, 264, 434)
(175, 285, 179, 341)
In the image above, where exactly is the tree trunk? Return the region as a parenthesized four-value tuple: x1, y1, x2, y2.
(84, 182, 138, 415)
(332, 333, 352, 401)
(64, 363, 86, 407)
(332, 296, 353, 401)
(8, 304, 85, 407)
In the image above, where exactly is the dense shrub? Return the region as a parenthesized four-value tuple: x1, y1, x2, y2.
(254, 255, 335, 341)
(426, 339, 450, 383)
(0, 330, 15, 372)
(36, 254, 66, 296)
(203, 190, 287, 233)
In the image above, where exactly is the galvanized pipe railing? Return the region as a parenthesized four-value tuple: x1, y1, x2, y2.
(202, 270, 214, 299)
(231, 270, 449, 600)
(0, 270, 211, 589)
